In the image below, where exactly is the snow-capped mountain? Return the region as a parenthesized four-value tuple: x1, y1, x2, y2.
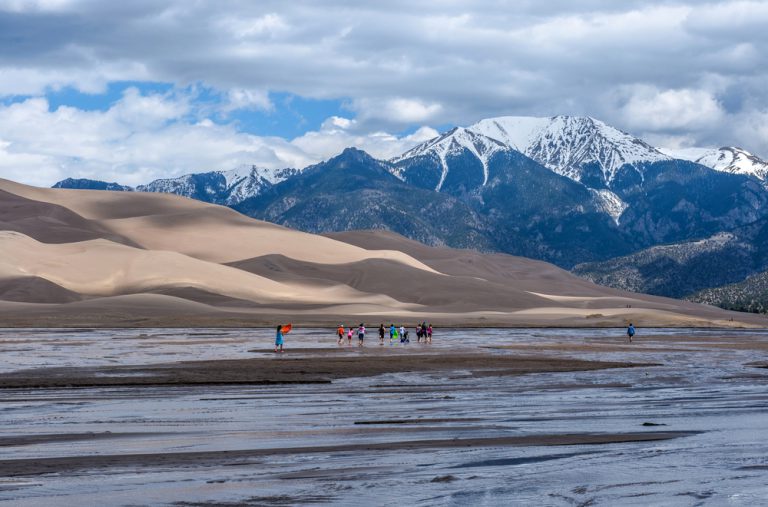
(53, 165, 300, 205)
(663, 147, 768, 181)
(136, 165, 299, 205)
(467, 115, 671, 184)
(391, 127, 508, 190)
(391, 117, 662, 224)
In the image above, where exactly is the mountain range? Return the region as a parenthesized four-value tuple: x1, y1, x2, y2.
(52, 115, 768, 309)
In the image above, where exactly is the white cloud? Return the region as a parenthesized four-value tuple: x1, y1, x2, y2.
(617, 86, 725, 131)
(224, 88, 273, 112)
(292, 115, 437, 162)
(354, 97, 443, 124)
(0, 91, 436, 186)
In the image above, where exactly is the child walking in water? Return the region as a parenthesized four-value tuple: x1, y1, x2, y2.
(378, 324, 385, 345)
(347, 327, 353, 345)
(274, 324, 284, 353)
(427, 324, 433, 344)
(337, 324, 345, 345)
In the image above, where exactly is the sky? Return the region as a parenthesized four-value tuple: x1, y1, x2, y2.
(0, 0, 767, 186)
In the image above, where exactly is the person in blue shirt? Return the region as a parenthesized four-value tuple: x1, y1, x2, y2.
(627, 323, 636, 343)
(274, 324, 284, 353)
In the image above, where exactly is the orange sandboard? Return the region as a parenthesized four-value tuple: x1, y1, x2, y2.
(281, 324, 293, 334)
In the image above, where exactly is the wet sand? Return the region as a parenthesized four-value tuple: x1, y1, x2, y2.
(0, 431, 695, 477)
(0, 351, 648, 389)
(3, 327, 768, 506)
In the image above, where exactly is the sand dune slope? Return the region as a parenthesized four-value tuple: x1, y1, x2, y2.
(0, 231, 406, 307)
(0, 178, 762, 327)
(0, 179, 436, 269)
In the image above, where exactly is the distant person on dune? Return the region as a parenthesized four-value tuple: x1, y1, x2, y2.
(627, 323, 636, 343)
(337, 324, 345, 345)
(274, 324, 284, 353)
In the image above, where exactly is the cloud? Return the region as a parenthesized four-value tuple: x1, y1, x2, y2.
(224, 88, 273, 112)
(292, 115, 438, 161)
(0, 90, 435, 186)
(354, 97, 443, 123)
(617, 86, 725, 131)
(1, 0, 768, 175)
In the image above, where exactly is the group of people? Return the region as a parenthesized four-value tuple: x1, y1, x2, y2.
(336, 322, 433, 346)
(276, 322, 637, 352)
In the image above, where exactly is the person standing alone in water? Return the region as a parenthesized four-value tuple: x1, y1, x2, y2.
(274, 324, 284, 353)
(627, 323, 636, 343)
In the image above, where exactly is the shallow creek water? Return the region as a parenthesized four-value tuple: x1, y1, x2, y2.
(1, 328, 767, 506)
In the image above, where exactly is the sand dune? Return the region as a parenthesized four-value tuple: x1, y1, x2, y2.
(0, 178, 763, 327)
(228, 254, 553, 311)
(0, 276, 82, 304)
(0, 188, 138, 246)
(0, 178, 436, 269)
(0, 231, 407, 307)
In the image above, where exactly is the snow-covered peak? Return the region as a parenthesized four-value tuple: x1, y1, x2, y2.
(394, 127, 507, 163)
(665, 147, 768, 181)
(218, 165, 299, 204)
(220, 165, 295, 187)
(468, 115, 671, 183)
(220, 164, 257, 188)
(136, 165, 300, 205)
(393, 127, 508, 190)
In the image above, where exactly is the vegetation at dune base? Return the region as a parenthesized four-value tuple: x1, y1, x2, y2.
(687, 270, 768, 314)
